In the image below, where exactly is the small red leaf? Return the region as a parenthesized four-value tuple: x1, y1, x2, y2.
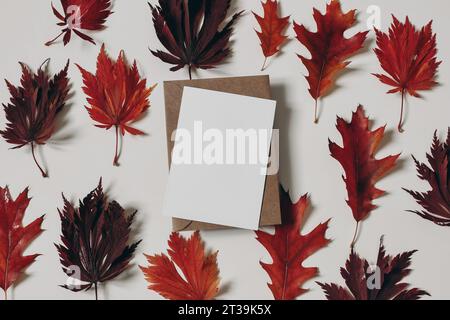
(329, 106, 400, 248)
(256, 187, 330, 300)
(253, 0, 290, 71)
(140, 231, 220, 300)
(374, 16, 441, 132)
(0, 187, 44, 300)
(294, 0, 368, 123)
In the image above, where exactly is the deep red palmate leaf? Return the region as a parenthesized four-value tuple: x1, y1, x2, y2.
(77, 44, 156, 166)
(46, 0, 113, 46)
(56, 179, 141, 300)
(255, 187, 330, 300)
(253, 0, 290, 71)
(0, 60, 70, 178)
(294, 0, 368, 123)
(374, 16, 441, 132)
(149, 0, 243, 79)
(404, 129, 450, 226)
(140, 231, 220, 300)
(0, 186, 44, 300)
(329, 106, 400, 248)
(318, 237, 429, 300)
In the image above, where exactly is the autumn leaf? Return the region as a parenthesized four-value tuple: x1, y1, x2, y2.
(374, 16, 441, 132)
(0, 59, 70, 178)
(77, 44, 156, 166)
(294, 0, 368, 123)
(55, 179, 141, 300)
(318, 237, 429, 300)
(0, 186, 44, 300)
(45, 0, 113, 46)
(149, 0, 243, 79)
(140, 231, 220, 300)
(253, 0, 290, 71)
(404, 129, 450, 226)
(255, 187, 330, 300)
(329, 106, 400, 248)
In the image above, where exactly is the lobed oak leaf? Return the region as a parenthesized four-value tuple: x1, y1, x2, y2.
(46, 0, 113, 46)
(294, 0, 368, 123)
(77, 44, 156, 166)
(404, 129, 450, 226)
(0, 59, 70, 178)
(318, 237, 429, 300)
(253, 0, 290, 71)
(140, 231, 220, 300)
(149, 0, 243, 79)
(374, 16, 441, 132)
(329, 106, 400, 248)
(255, 187, 330, 300)
(55, 179, 141, 300)
(0, 186, 44, 300)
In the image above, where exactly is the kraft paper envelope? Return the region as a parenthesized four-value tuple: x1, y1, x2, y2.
(164, 75, 281, 231)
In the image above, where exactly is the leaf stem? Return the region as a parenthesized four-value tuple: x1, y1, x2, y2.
(261, 57, 268, 71)
(188, 65, 192, 80)
(31, 142, 48, 178)
(350, 221, 360, 249)
(4, 289, 6, 300)
(45, 31, 65, 46)
(398, 89, 405, 133)
(314, 99, 319, 124)
(113, 126, 120, 166)
(94, 282, 98, 300)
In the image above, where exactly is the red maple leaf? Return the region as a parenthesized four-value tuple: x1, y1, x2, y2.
(77, 45, 156, 166)
(318, 238, 429, 300)
(374, 16, 441, 132)
(294, 0, 368, 123)
(46, 0, 113, 46)
(253, 0, 290, 71)
(0, 187, 44, 300)
(0, 60, 70, 178)
(329, 106, 400, 248)
(255, 187, 330, 300)
(140, 231, 220, 300)
(404, 129, 450, 226)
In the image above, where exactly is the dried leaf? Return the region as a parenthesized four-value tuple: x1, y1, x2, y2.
(253, 0, 290, 71)
(404, 129, 450, 226)
(374, 16, 441, 132)
(77, 44, 156, 166)
(0, 186, 44, 300)
(46, 0, 113, 46)
(255, 187, 330, 300)
(149, 0, 243, 79)
(294, 0, 368, 123)
(318, 238, 429, 300)
(329, 106, 400, 248)
(55, 179, 141, 300)
(0, 60, 70, 178)
(140, 231, 220, 300)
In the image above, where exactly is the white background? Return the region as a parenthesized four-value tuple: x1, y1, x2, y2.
(0, 0, 449, 300)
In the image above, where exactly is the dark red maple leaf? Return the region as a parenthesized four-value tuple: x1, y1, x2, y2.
(329, 106, 400, 248)
(0, 59, 70, 178)
(374, 16, 441, 132)
(149, 0, 243, 79)
(0, 186, 44, 300)
(45, 0, 113, 46)
(253, 0, 290, 71)
(318, 238, 429, 300)
(294, 0, 368, 123)
(255, 187, 330, 300)
(55, 179, 141, 300)
(140, 231, 220, 300)
(77, 44, 156, 166)
(404, 129, 450, 226)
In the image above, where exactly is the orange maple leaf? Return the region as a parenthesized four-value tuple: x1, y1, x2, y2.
(140, 231, 220, 300)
